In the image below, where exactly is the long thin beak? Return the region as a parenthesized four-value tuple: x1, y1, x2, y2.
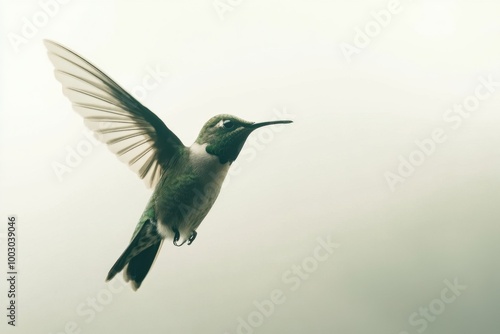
(249, 120, 293, 130)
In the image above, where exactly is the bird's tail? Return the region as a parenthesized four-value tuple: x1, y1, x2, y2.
(106, 219, 163, 290)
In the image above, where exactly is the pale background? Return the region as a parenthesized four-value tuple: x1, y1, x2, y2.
(1, 1, 500, 333)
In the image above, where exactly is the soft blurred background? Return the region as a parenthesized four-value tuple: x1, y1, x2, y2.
(1, 0, 499, 333)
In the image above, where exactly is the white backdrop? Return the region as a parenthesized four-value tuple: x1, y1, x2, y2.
(1, 1, 500, 333)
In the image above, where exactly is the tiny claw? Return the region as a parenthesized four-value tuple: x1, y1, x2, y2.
(173, 228, 186, 247)
(187, 231, 197, 245)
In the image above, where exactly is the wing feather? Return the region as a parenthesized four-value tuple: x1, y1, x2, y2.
(44, 40, 184, 188)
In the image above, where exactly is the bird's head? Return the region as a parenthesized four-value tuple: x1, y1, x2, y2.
(195, 114, 292, 164)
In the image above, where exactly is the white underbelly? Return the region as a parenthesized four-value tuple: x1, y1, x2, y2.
(157, 143, 230, 242)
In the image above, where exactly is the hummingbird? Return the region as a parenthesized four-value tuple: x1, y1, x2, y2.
(44, 40, 292, 290)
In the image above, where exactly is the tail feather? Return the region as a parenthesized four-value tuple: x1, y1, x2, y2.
(106, 219, 162, 290)
(124, 240, 163, 290)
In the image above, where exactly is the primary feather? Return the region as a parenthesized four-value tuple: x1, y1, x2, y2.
(44, 39, 184, 188)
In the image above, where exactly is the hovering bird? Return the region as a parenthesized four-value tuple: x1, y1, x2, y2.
(44, 40, 292, 290)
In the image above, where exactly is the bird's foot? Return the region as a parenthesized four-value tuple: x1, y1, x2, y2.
(187, 231, 197, 245)
(173, 228, 187, 247)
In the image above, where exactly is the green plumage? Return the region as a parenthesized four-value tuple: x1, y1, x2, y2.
(45, 40, 292, 290)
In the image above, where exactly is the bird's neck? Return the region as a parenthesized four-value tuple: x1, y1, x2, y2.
(188, 143, 230, 186)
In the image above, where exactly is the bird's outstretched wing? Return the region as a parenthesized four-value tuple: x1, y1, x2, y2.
(44, 39, 184, 188)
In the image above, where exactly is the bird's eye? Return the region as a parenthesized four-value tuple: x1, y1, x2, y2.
(222, 119, 234, 129)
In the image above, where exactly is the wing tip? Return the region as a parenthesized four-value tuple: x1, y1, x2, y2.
(43, 39, 60, 51)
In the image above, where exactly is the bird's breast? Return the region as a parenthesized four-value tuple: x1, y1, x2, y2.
(154, 143, 230, 240)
